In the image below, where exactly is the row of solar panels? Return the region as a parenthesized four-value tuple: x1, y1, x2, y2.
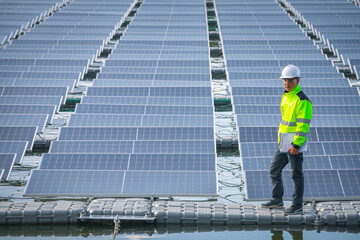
(0, 0, 137, 183)
(216, 0, 360, 200)
(0, 0, 68, 45)
(24, 0, 218, 197)
(285, 0, 360, 78)
(0, 88, 67, 182)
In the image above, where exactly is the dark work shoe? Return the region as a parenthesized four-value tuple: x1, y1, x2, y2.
(283, 205, 303, 215)
(261, 200, 284, 209)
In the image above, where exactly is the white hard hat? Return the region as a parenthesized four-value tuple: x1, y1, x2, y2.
(280, 64, 301, 79)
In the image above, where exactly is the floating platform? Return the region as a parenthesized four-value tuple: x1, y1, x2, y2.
(1, 199, 359, 226)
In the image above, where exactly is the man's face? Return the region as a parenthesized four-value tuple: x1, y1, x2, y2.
(282, 78, 299, 92)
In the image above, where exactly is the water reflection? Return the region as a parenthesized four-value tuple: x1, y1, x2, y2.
(271, 230, 302, 240)
(0, 223, 359, 238)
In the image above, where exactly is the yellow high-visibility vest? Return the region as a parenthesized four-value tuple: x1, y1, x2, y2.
(278, 84, 313, 149)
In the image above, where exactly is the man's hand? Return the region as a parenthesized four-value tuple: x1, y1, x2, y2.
(287, 147, 299, 155)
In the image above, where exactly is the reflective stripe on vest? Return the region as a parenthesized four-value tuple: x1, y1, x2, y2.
(296, 118, 311, 124)
(281, 120, 297, 126)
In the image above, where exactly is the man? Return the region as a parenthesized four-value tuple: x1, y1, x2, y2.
(261, 64, 313, 215)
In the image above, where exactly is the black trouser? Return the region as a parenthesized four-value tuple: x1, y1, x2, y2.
(270, 150, 304, 206)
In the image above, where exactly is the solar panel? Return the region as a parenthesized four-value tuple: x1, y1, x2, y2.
(338, 170, 360, 198)
(2, 87, 68, 104)
(330, 155, 360, 169)
(137, 127, 214, 140)
(0, 169, 3, 180)
(147, 97, 213, 106)
(13, 79, 76, 92)
(134, 140, 215, 154)
(122, 171, 217, 196)
(86, 87, 212, 97)
(142, 115, 214, 127)
(145, 106, 213, 115)
(0, 105, 56, 123)
(0, 96, 63, 111)
(323, 142, 360, 155)
(0, 127, 38, 150)
(128, 153, 215, 171)
(0, 141, 28, 164)
(75, 104, 145, 114)
(0, 154, 16, 181)
(49, 141, 134, 154)
(40, 153, 130, 170)
(68, 114, 143, 127)
(58, 127, 138, 140)
(244, 170, 345, 200)
(317, 127, 360, 142)
(150, 87, 212, 97)
(24, 170, 125, 197)
(0, 114, 48, 132)
(81, 96, 148, 105)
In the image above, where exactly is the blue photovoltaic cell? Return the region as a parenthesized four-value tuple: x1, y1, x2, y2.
(134, 140, 215, 154)
(317, 127, 360, 142)
(68, 114, 143, 127)
(242, 155, 331, 171)
(323, 142, 360, 155)
(146, 97, 213, 106)
(0, 127, 37, 150)
(150, 87, 212, 97)
(142, 115, 213, 127)
(0, 141, 28, 164)
(1, 87, 68, 104)
(137, 127, 214, 140)
(338, 170, 360, 198)
(122, 171, 217, 196)
(330, 155, 360, 169)
(13, 79, 76, 92)
(81, 96, 148, 105)
(40, 154, 130, 170)
(0, 96, 63, 111)
(0, 114, 48, 132)
(128, 153, 216, 171)
(86, 87, 150, 96)
(76, 104, 145, 114)
(86, 87, 212, 97)
(244, 170, 344, 200)
(49, 141, 134, 154)
(58, 127, 138, 141)
(0, 105, 56, 123)
(24, 170, 125, 197)
(145, 106, 213, 115)
(0, 154, 16, 181)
